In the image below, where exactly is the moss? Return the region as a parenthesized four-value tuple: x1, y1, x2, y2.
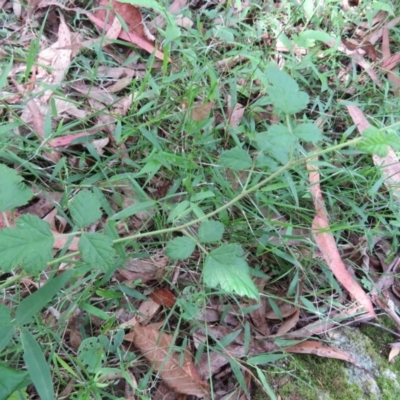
(255, 354, 364, 400)
(253, 323, 400, 399)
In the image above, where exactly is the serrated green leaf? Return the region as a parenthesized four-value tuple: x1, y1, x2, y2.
(0, 363, 31, 400)
(0, 164, 34, 212)
(69, 190, 102, 228)
(220, 147, 252, 171)
(359, 127, 400, 157)
(255, 125, 295, 164)
(21, 328, 55, 400)
(293, 123, 323, 142)
(203, 244, 259, 299)
(265, 66, 309, 114)
(0, 215, 54, 273)
(165, 237, 196, 260)
(16, 270, 74, 325)
(198, 220, 225, 243)
(79, 233, 116, 271)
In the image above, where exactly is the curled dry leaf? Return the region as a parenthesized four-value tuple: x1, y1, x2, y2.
(125, 325, 209, 398)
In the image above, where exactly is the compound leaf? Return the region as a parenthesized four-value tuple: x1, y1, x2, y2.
(198, 220, 225, 243)
(220, 147, 252, 171)
(69, 190, 102, 228)
(203, 244, 259, 299)
(265, 66, 309, 115)
(0, 164, 33, 212)
(359, 127, 400, 157)
(165, 237, 196, 260)
(293, 123, 323, 143)
(79, 233, 116, 271)
(0, 215, 54, 273)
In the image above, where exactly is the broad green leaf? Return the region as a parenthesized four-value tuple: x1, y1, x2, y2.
(69, 190, 102, 228)
(16, 270, 74, 325)
(0, 164, 33, 212)
(0, 326, 15, 353)
(79, 233, 116, 271)
(298, 29, 333, 44)
(0, 363, 30, 400)
(78, 338, 105, 373)
(203, 244, 259, 299)
(359, 127, 400, 157)
(198, 220, 225, 243)
(21, 328, 55, 400)
(293, 123, 323, 143)
(265, 66, 309, 114)
(255, 125, 295, 164)
(0, 304, 14, 352)
(0, 215, 54, 273)
(220, 147, 252, 171)
(110, 200, 155, 221)
(165, 237, 196, 260)
(117, 0, 164, 12)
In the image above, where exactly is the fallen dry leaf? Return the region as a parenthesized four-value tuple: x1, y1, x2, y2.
(150, 288, 176, 308)
(275, 308, 300, 336)
(388, 342, 400, 363)
(382, 28, 400, 90)
(347, 105, 400, 202)
(190, 101, 215, 122)
(125, 325, 209, 397)
(286, 340, 362, 367)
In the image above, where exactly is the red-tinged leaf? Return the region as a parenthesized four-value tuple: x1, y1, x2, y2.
(125, 325, 209, 398)
(285, 340, 362, 367)
(190, 101, 215, 121)
(150, 288, 176, 308)
(86, 13, 167, 61)
(346, 105, 370, 134)
(382, 53, 400, 71)
(48, 132, 97, 147)
(95, 0, 147, 39)
(382, 28, 400, 89)
(312, 214, 375, 318)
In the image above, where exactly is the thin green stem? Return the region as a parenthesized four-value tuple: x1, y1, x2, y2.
(47, 136, 363, 266)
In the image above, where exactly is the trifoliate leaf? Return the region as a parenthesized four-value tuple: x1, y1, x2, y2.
(265, 66, 309, 114)
(293, 123, 323, 142)
(79, 233, 116, 271)
(0, 164, 34, 212)
(220, 147, 252, 171)
(255, 124, 296, 164)
(165, 237, 196, 260)
(203, 244, 259, 300)
(69, 190, 102, 228)
(359, 127, 400, 157)
(198, 220, 225, 243)
(0, 215, 53, 273)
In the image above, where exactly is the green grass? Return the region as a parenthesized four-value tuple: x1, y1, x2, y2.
(1, 0, 400, 399)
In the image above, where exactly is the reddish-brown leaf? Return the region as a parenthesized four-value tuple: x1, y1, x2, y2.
(150, 288, 176, 308)
(125, 325, 209, 398)
(286, 340, 362, 367)
(95, 0, 147, 39)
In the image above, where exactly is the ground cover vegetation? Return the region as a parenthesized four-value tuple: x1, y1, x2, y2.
(1, 0, 400, 398)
